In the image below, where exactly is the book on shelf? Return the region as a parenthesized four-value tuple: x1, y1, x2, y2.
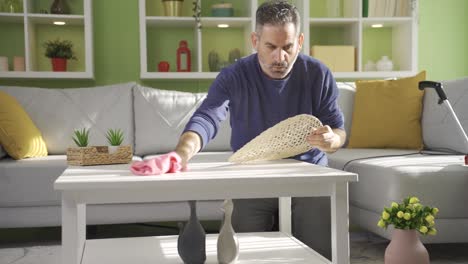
(368, 0, 411, 17)
(362, 0, 368, 17)
(395, 0, 409, 17)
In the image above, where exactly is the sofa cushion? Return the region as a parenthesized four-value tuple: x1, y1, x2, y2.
(0, 155, 143, 207)
(348, 71, 426, 149)
(0, 83, 135, 155)
(0, 155, 67, 207)
(422, 77, 468, 154)
(336, 82, 356, 146)
(0, 146, 6, 159)
(0, 91, 48, 159)
(328, 148, 468, 218)
(134, 85, 231, 156)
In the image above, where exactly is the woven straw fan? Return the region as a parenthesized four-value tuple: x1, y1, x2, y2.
(229, 114, 323, 163)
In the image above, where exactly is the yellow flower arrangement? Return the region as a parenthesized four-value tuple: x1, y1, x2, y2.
(377, 196, 439, 235)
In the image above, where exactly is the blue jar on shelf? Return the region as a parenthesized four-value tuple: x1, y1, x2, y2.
(211, 2, 233, 17)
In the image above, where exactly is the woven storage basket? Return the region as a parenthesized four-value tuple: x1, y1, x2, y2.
(67, 145, 133, 166)
(229, 114, 322, 163)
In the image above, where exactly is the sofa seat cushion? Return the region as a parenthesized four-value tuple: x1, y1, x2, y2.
(328, 148, 468, 218)
(0, 155, 142, 207)
(0, 83, 136, 154)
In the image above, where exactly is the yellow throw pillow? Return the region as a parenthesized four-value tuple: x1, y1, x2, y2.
(347, 71, 426, 149)
(0, 91, 48, 159)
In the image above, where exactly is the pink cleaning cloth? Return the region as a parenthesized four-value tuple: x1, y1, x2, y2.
(131, 151, 185, 176)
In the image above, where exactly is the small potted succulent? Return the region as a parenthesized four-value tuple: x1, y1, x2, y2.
(43, 39, 77, 72)
(105, 128, 124, 154)
(72, 128, 89, 147)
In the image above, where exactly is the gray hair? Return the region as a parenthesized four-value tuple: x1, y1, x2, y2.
(255, 0, 301, 35)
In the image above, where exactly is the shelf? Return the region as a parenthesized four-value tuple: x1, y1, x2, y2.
(362, 17, 413, 27)
(334, 71, 417, 79)
(0, 71, 93, 79)
(310, 18, 359, 25)
(0, 0, 93, 79)
(201, 17, 251, 28)
(146, 16, 195, 27)
(140, 0, 418, 80)
(0, 13, 24, 23)
(81, 232, 330, 264)
(28, 14, 85, 26)
(141, 72, 218, 80)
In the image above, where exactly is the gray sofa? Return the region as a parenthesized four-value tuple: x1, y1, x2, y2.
(1, 80, 467, 244)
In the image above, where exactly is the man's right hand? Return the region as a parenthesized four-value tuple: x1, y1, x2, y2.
(174, 131, 202, 168)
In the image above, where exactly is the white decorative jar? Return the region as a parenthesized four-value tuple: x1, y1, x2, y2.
(377, 56, 394, 71)
(364, 60, 376, 71)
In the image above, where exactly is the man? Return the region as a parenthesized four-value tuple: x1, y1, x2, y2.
(174, 0, 345, 259)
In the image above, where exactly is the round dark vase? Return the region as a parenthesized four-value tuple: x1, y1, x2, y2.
(177, 200, 206, 264)
(50, 0, 69, 14)
(385, 229, 430, 264)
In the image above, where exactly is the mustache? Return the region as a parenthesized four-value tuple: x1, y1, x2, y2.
(269, 61, 288, 68)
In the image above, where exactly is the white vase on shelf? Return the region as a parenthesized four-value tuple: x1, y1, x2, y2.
(376, 56, 394, 71)
(364, 60, 376, 71)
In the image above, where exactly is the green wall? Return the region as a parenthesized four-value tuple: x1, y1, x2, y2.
(418, 0, 468, 81)
(0, 0, 467, 90)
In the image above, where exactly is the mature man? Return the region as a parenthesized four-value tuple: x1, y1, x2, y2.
(174, 0, 345, 259)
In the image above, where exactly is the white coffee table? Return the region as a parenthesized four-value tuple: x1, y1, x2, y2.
(54, 153, 357, 264)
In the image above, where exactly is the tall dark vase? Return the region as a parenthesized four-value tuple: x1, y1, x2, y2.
(177, 200, 206, 264)
(50, 0, 69, 14)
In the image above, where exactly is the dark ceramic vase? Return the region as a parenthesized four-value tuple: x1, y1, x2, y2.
(50, 0, 69, 14)
(177, 200, 206, 264)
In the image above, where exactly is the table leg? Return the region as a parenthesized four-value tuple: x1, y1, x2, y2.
(278, 197, 292, 235)
(62, 194, 86, 264)
(331, 182, 349, 264)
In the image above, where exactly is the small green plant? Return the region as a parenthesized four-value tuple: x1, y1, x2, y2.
(72, 128, 89, 147)
(377, 196, 439, 235)
(43, 39, 77, 60)
(105, 129, 124, 146)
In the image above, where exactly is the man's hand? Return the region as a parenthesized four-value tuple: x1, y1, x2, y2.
(306, 126, 346, 153)
(174, 131, 202, 168)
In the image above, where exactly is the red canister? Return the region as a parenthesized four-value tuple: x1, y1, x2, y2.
(176, 40, 191, 72)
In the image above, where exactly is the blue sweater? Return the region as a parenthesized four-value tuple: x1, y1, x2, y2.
(184, 53, 344, 165)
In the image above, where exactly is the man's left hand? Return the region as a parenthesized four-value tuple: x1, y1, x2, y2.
(306, 125, 346, 153)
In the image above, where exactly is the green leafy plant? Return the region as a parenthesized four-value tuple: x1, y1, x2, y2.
(105, 129, 124, 146)
(377, 196, 439, 235)
(43, 39, 77, 60)
(72, 128, 89, 147)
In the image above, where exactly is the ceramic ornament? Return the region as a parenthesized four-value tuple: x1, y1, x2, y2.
(177, 200, 206, 264)
(217, 199, 239, 264)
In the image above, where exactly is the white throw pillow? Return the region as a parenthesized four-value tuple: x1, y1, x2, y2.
(422, 77, 468, 154)
(0, 83, 136, 154)
(133, 85, 231, 156)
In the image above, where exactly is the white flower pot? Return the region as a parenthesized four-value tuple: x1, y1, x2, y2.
(108, 146, 119, 155)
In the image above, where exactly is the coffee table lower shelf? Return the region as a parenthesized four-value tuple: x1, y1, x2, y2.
(81, 231, 331, 264)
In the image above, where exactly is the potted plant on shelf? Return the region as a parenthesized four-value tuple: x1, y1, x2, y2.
(43, 39, 77, 72)
(105, 128, 124, 154)
(377, 196, 439, 264)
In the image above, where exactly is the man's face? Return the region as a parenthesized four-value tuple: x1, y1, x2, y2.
(252, 23, 304, 79)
